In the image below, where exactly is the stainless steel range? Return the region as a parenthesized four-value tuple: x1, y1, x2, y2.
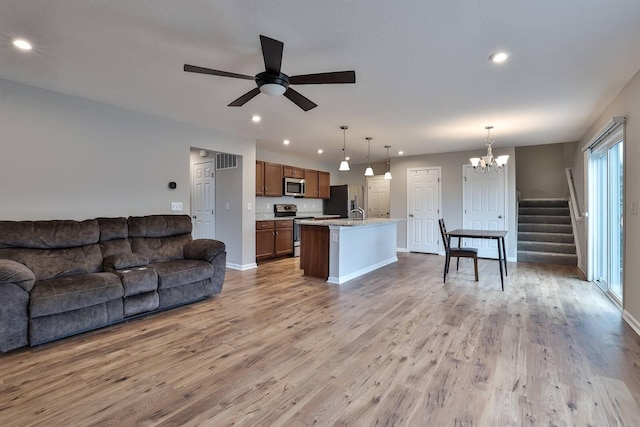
(274, 204, 312, 257)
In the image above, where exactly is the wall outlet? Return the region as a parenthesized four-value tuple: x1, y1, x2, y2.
(225, 202, 230, 211)
(248, 202, 252, 211)
(632, 201, 638, 215)
(171, 202, 183, 211)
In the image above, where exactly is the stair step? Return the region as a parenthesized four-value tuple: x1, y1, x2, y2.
(518, 232, 574, 243)
(518, 241, 576, 254)
(518, 250, 577, 266)
(518, 215, 571, 224)
(519, 223, 573, 233)
(518, 207, 569, 216)
(519, 199, 569, 208)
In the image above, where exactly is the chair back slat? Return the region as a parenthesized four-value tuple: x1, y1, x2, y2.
(438, 219, 450, 251)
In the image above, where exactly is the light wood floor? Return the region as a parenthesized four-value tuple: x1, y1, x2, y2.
(2, 253, 640, 426)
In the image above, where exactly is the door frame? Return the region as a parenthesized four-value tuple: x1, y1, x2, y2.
(406, 166, 442, 254)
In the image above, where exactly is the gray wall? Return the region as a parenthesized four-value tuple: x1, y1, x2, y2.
(571, 67, 640, 324)
(515, 142, 576, 199)
(0, 78, 257, 268)
(388, 147, 518, 260)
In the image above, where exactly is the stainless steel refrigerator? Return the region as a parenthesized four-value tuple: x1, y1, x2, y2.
(323, 184, 364, 218)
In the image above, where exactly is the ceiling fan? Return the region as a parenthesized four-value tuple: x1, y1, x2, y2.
(184, 35, 356, 111)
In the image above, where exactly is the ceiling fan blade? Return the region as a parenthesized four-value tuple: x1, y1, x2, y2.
(260, 35, 284, 75)
(228, 88, 261, 107)
(283, 88, 317, 111)
(289, 71, 356, 85)
(184, 64, 254, 80)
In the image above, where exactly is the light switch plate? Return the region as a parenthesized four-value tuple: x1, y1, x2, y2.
(171, 202, 183, 211)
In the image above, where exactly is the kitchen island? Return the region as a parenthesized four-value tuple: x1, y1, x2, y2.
(298, 218, 401, 284)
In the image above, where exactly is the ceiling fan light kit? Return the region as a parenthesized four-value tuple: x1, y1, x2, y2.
(184, 35, 356, 111)
(470, 126, 509, 172)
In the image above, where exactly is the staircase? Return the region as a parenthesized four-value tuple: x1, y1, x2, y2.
(517, 199, 577, 266)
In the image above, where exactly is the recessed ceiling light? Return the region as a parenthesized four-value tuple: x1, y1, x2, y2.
(398, 151, 404, 155)
(251, 115, 261, 123)
(489, 52, 509, 63)
(283, 139, 290, 145)
(12, 38, 33, 51)
(317, 149, 323, 154)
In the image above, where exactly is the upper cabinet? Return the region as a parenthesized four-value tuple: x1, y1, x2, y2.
(257, 161, 329, 199)
(304, 170, 330, 199)
(283, 165, 305, 179)
(256, 161, 283, 197)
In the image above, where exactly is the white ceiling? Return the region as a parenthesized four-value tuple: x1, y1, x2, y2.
(2, 1, 640, 164)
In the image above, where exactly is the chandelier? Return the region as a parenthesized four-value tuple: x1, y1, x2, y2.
(470, 126, 509, 172)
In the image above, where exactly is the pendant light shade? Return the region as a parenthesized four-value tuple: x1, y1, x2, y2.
(364, 137, 374, 176)
(338, 125, 350, 171)
(384, 145, 392, 180)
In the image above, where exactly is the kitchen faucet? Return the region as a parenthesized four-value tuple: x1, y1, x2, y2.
(350, 193, 365, 220)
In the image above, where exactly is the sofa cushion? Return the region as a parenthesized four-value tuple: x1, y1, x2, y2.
(0, 219, 99, 249)
(150, 259, 215, 290)
(0, 259, 36, 292)
(128, 215, 192, 238)
(130, 234, 191, 263)
(103, 253, 149, 270)
(30, 272, 124, 318)
(0, 245, 104, 281)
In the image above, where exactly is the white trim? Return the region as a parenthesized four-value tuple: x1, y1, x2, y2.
(226, 262, 257, 270)
(623, 310, 640, 338)
(327, 256, 398, 284)
(396, 247, 409, 253)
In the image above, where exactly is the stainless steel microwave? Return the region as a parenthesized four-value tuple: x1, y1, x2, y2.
(284, 177, 306, 197)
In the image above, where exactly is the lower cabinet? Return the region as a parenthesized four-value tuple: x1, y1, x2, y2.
(256, 220, 293, 261)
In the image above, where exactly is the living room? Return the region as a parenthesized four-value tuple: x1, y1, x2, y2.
(3, 1, 640, 425)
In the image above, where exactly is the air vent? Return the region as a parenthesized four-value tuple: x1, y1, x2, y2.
(216, 153, 238, 170)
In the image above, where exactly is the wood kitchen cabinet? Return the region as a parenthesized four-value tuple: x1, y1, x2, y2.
(304, 169, 330, 199)
(318, 171, 330, 199)
(256, 220, 293, 261)
(283, 165, 305, 179)
(256, 161, 283, 197)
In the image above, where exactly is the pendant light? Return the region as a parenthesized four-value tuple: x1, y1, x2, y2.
(338, 125, 350, 171)
(364, 137, 374, 176)
(384, 145, 392, 180)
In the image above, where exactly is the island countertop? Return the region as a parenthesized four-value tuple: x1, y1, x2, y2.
(296, 218, 403, 227)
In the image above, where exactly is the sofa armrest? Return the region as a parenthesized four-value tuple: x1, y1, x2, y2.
(0, 259, 36, 292)
(184, 239, 226, 263)
(103, 252, 149, 270)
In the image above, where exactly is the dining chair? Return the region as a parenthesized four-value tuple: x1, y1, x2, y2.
(438, 218, 479, 283)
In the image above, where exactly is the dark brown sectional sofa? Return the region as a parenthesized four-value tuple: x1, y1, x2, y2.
(0, 214, 226, 352)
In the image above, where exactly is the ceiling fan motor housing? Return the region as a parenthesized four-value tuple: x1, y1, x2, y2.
(256, 71, 289, 91)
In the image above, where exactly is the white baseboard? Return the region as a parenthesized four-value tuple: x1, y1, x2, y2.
(396, 247, 409, 253)
(226, 262, 257, 271)
(622, 310, 640, 337)
(327, 256, 398, 285)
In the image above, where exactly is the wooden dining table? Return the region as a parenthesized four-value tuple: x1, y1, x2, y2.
(446, 229, 508, 291)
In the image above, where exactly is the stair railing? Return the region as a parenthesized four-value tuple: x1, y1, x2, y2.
(566, 168, 583, 272)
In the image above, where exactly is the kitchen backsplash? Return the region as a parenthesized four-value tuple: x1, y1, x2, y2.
(255, 196, 324, 216)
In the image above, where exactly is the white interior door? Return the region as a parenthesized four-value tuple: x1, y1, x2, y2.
(366, 176, 390, 218)
(192, 161, 215, 239)
(462, 165, 506, 258)
(407, 167, 441, 254)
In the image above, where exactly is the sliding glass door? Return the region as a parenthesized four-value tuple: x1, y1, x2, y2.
(590, 133, 623, 304)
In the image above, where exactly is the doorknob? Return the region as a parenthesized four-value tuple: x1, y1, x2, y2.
(498, 215, 503, 218)
(409, 214, 414, 217)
